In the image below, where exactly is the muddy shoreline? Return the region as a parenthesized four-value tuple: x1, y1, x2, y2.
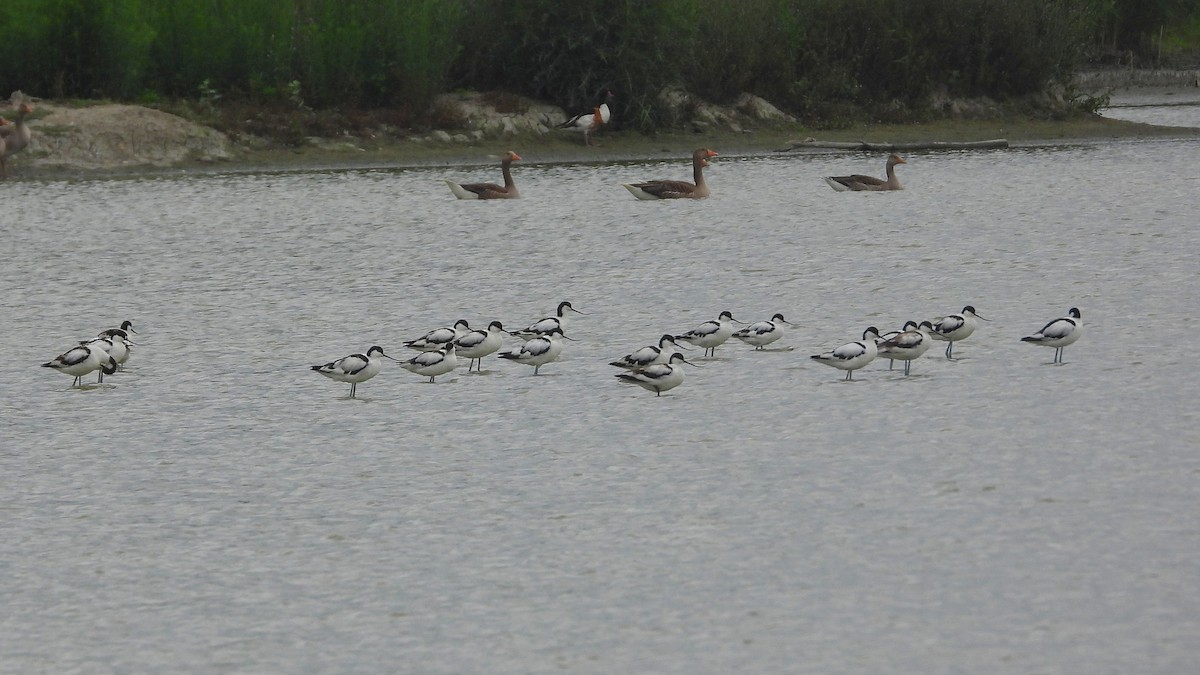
(9, 98, 1200, 181)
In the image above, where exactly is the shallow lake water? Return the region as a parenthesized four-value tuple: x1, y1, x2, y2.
(2, 119, 1199, 671)
(1101, 85, 1200, 127)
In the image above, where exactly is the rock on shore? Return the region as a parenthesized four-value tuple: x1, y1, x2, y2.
(25, 102, 233, 170)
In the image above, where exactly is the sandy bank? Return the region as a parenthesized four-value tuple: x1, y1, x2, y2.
(6, 94, 1199, 180)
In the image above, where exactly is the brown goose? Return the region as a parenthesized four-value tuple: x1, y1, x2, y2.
(623, 148, 718, 200)
(444, 151, 521, 199)
(824, 154, 906, 191)
(0, 101, 33, 178)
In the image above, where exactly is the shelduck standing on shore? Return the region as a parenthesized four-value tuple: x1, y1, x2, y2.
(558, 90, 613, 146)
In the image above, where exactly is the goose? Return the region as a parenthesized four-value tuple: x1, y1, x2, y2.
(624, 148, 718, 200)
(1021, 307, 1082, 363)
(558, 90, 613, 146)
(824, 154, 905, 192)
(0, 99, 34, 179)
(444, 151, 521, 199)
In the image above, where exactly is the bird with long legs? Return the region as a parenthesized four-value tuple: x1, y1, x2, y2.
(811, 327, 880, 380)
(675, 311, 743, 357)
(311, 346, 397, 398)
(615, 352, 698, 396)
(1021, 308, 1082, 363)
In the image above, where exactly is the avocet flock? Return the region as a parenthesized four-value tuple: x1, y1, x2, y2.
(13, 93, 1078, 397)
(41, 307, 1083, 397)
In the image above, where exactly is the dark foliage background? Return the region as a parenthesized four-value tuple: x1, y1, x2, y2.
(0, 0, 1195, 129)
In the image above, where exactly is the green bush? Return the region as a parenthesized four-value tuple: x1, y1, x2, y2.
(0, 0, 1127, 129)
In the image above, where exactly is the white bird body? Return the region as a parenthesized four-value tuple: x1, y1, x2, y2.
(97, 321, 138, 368)
(42, 344, 118, 386)
(312, 346, 393, 397)
(733, 313, 792, 350)
(676, 311, 740, 357)
(1022, 307, 1082, 363)
(405, 319, 470, 352)
(80, 333, 133, 382)
(610, 334, 684, 369)
(929, 305, 987, 358)
(877, 321, 934, 375)
(400, 345, 459, 382)
(877, 321, 917, 370)
(615, 352, 694, 396)
(499, 330, 567, 375)
(514, 301, 583, 338)
(454, 321, 509, 372)
(811, 327, 880, 380)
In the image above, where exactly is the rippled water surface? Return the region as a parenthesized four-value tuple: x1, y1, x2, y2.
(3, 129, 1199, 672)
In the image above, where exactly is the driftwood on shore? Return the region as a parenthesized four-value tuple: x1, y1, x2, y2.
(776, 137, 1009, 152)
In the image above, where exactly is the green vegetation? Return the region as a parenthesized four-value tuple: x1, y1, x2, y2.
(0, 0, 1196, 132)
(1093, 0, 1200, 65)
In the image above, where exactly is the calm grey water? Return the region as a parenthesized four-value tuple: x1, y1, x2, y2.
(1102, 86, 1200, 127)
(2, 124, 1199, 672)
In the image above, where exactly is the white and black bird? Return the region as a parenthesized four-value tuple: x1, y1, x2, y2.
(929, 305, 988, 358)
(80, 331, 135, 382)
(98, 321, 138, 369)
(399, 344, 459, 383)
(811, 327, 880, 381)
(615, 352, 697, 396)
(609, 334, 686, 369)
(404, 319, 470, 352)
(1021, 307, 1082, 363)
(513, 301, 585, 338)
(876, 321, 935, 376)
(99, 320, 138, 338)
(876, 321, 917, 370)
(42, 344, 118, 387)
(311, 346, 396, 398)
(454, 321, 510, 372)
(733, 313, 793, 350)
(498, 328, 571, 375)
(557, 90, 613, 146)
(675, 310, 743, 357)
